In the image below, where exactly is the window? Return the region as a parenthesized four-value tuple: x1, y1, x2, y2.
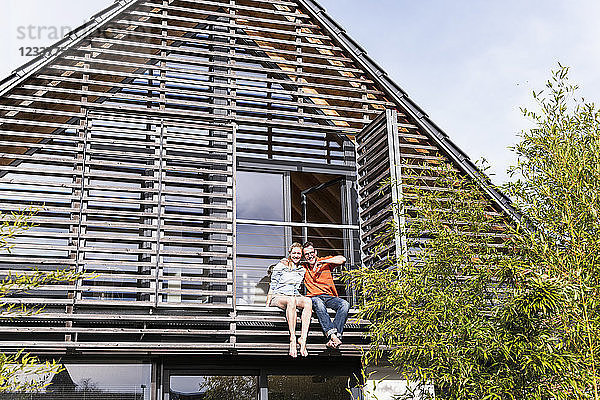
(236, 171, 286, 305)
(235, 168, 360, 306)
(164, 368, 358, 400)
(170, 374, 257, 400)
(290, 172, 345, 257)
(268, 375, 350, 400)
(1, 363, 151, 400)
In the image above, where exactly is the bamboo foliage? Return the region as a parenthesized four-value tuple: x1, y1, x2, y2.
(349, 165, 578, 399)
(349, 66, 600, 399)
(505, 64, 600, 399)
(0, 209, 83, 392)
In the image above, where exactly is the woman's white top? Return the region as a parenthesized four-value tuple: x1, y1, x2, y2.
(269, 261, 306, 296)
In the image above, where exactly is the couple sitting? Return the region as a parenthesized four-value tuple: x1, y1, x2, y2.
(266, 241, 350, 358)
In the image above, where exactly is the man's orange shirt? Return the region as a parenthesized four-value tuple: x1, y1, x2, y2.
(304, 256, 338, 297)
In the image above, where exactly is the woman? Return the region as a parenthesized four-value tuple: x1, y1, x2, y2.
(266, 242, 312, 357)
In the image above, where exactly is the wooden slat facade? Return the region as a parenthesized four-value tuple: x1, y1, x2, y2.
(0, 0, 512, 365)
(356, 109, 407, 268)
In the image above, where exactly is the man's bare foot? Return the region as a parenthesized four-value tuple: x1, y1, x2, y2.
(289, 337, 298, 358)
(298, 337, 309, 357)
(331, 335, 342, 348)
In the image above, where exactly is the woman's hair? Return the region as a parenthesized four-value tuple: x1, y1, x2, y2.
(284, 242, 303, 267)
(288, 242, 303, 254)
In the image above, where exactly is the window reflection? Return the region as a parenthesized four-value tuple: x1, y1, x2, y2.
(237, 256, 281, 305)
(268, 375, 350, 400)
(0, 364, 151, 400)
(237, 224, 286, 256)
(236, 171, 284, 221)
(236, 224, 285, 305)
(236, 171, 286, 305)
(170, 375, 257, 400)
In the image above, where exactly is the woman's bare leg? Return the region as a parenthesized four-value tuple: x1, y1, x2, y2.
(272, 296, 298, 357)
(296, 297, 312, 357)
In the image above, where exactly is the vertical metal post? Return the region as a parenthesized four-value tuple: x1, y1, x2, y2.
(342, 141, 355, 261)
(342, 180, 357, 306)
(283, 172, 292, 249)
(353, 137, 367, 270)
(258, 371, 269, 400)
(342, 139, 357, 304)
(301, 193, 308, 243)
(150, 360, 159, 400)
(159, 361, 166, 400)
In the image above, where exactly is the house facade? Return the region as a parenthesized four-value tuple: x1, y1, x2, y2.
(0, 0, 514, 398)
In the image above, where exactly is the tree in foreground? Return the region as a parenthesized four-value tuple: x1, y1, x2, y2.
(504, 64, 600, 398)
(350, 65, 599, 399)
(0, 208, 82, 392)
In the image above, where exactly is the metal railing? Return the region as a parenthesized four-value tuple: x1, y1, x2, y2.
(235, 219, 361, 308)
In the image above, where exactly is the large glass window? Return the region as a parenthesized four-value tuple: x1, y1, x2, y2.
(268, 375, 350, 400)
(0, 363, 151, 400)
(290, 171, 343, 225)
(290, 172, 345, 258)
(170, 374, 257, 400)
(166, 371, 354, 400)
(236, 172, 286, 305)
(235, 169, 359, 306)
(236, 171, 284, 221)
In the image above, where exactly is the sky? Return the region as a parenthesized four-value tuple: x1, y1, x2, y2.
(2, 0, 600, 183)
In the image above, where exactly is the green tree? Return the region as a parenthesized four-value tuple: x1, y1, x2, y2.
(350, 65, 598, 399)
(504, 64, 600, 398)
(0, 208, 83, 392)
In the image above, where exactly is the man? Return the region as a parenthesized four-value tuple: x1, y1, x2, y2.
(302, 241, 350, 348)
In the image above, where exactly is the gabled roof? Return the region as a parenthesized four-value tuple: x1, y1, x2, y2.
(0, 0, 517, 220)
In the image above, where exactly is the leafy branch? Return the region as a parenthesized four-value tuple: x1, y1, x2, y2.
(0, 207, 87, 393)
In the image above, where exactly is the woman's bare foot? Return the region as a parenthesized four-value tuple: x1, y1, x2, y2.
(298, 337, 309, 357)
(289, 337, 298, 358)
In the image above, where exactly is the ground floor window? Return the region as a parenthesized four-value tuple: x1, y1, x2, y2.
(164, 364, 358, 400)
(0, 363, 151, 400)
(168, 373, 352, 400)
(268, 375, 350, 400)
(0, 359, 362, 400)
(170, 374, 258, 400)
